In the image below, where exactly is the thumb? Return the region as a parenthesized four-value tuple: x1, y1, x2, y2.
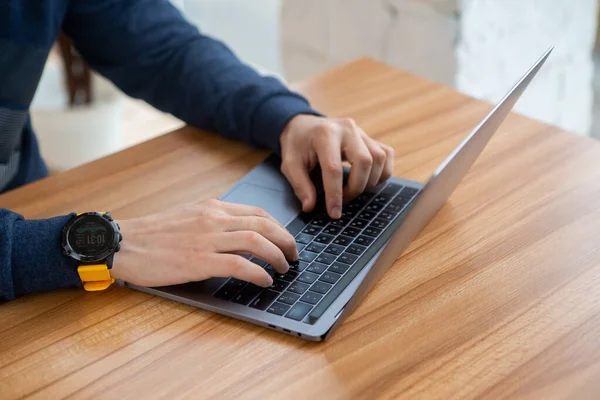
(281, 158, 317, 212)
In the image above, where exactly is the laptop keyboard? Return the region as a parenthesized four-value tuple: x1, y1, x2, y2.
(213, 182, 420, 324)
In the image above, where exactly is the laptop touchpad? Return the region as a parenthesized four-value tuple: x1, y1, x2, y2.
(221, 183, 300, 225)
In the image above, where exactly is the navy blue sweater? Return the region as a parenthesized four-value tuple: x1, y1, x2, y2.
(0, 0, 317, 300)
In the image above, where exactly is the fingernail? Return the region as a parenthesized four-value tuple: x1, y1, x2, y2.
(265, 275, 274, 287)
(331, 206, 342, 219)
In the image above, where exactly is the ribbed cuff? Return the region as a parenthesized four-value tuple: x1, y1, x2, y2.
(251, 94, 322, 155)
(12, 213, 81, 298)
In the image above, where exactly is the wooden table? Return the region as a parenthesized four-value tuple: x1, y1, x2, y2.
(2, 59, 600, 399)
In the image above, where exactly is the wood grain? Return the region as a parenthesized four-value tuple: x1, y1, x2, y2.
(1, 58, 600, 399)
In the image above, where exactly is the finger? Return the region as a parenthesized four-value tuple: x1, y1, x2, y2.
(342, 131, 373, 200)
(315, 133, 343, 219)
(210, 254, 273, 287)
(281, 158, 317, 212)
(362, 135, 387, 189)
(214, 231, 289, 273)
(214, 201, 286, 230)
(224, 216, 298, 265)
(380, 144, 395, 183)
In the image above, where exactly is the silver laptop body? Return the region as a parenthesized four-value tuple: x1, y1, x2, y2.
(127, 48, 552, 341)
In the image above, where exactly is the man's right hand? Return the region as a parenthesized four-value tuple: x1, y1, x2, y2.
(111, 199, 298, 288)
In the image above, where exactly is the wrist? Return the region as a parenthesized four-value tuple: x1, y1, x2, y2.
(110, 219, 136, 282)
(279, 114, 322, 150)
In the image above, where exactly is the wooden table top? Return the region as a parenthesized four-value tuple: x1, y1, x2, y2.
(2, 59, 600, 399)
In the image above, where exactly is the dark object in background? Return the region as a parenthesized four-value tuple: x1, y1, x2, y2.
(57, 32, 92, 106)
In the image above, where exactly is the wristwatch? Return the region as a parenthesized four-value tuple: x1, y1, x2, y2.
(62, 212, 122, 291)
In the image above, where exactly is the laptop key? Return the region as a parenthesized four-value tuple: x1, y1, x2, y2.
(278, 291, 300, 305)
(358, 210, 376, 220)
(315, 253, 336, 265)
(397, 193, 413, 201)
(341, 208, 358, 218)
(333, 235, 352, 246)
(232, 283, 263, 305)
(347, 244, 367, 256)
(296, 243, 306, 252)
(267, 302, 291, 316)
(324, 244, 345, 256)
(373, 194, 390, 204)
(364, 226, 382, 237)
(214, 278, 246, 301)
(330, 217, 351, 227)
(356, 191, 376, 203)
(365, 203, 383, 212)
(270, 279, 290, 292)
(391, 195, 409, 206)
(379, 210, 395, 221)
(307, 262, 328, 274)
(298, 251, 318, 263)
(298, 272, 319, 284)
(302, 225, 322, 235)
(249, 289, 279, 310)
(381, 183, 403, 196)
(264, 265, 276, 277)
(337, 252, 358, 265)
(310, 215, 330, 227)
(320, 272, 341, 284)
(401, 187, 419, 196)
(385, 203, 403, 213)
(354, 235, 373, 247)
(345, 202, 363, 213)
(328, 262, 350, 275)
(323, 225, 342, 235)
(289, 260, 308, 272)
(342, 227, 361, 237)
(306, 242, 326, 254)
(276, 270, 299, 282)
(310, 281, 332, 294)
(295, 233, 314, 244)
(350, 219, 369, 229)
(285, 302, 312, 321)
(287, 216, 307, 236)
(371, 218, 389, 229)
(300, 291, 323, 305)
(288, 281, 310, 294)
(314, 233, 335, 244)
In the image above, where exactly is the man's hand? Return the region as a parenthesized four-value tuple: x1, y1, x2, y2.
(280, 115, 395, 219)
(112, 200, 298, 288)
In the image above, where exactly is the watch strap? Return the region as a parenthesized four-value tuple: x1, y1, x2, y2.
(77, 264, 115, 291)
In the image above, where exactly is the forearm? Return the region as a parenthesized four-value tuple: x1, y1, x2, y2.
(63, 0, 319, 153)
(0, 209, 80, 300)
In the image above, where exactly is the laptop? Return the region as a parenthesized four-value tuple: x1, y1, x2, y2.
(127, 48, 552, 341)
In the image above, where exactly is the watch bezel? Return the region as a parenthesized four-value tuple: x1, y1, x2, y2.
(62, 212, 121, 264)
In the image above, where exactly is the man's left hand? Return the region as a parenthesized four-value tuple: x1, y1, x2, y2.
(280, 115, 395, 219)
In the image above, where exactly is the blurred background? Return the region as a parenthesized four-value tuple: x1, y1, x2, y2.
(31, 0, 600, 173)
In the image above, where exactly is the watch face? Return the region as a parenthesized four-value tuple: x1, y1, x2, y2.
(67, 215, 115, 258)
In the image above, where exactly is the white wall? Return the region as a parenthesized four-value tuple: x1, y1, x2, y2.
(282, 0, 599, 136)
(182, 0, 283, 77)
(457, 0, 598, 137)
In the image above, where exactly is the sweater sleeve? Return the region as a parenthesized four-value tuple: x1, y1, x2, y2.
(0, 209, 81, 300)
(62, 0, 320, 154)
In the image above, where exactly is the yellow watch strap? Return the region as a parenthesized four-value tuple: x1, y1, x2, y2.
(77, 264, 115, 291)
